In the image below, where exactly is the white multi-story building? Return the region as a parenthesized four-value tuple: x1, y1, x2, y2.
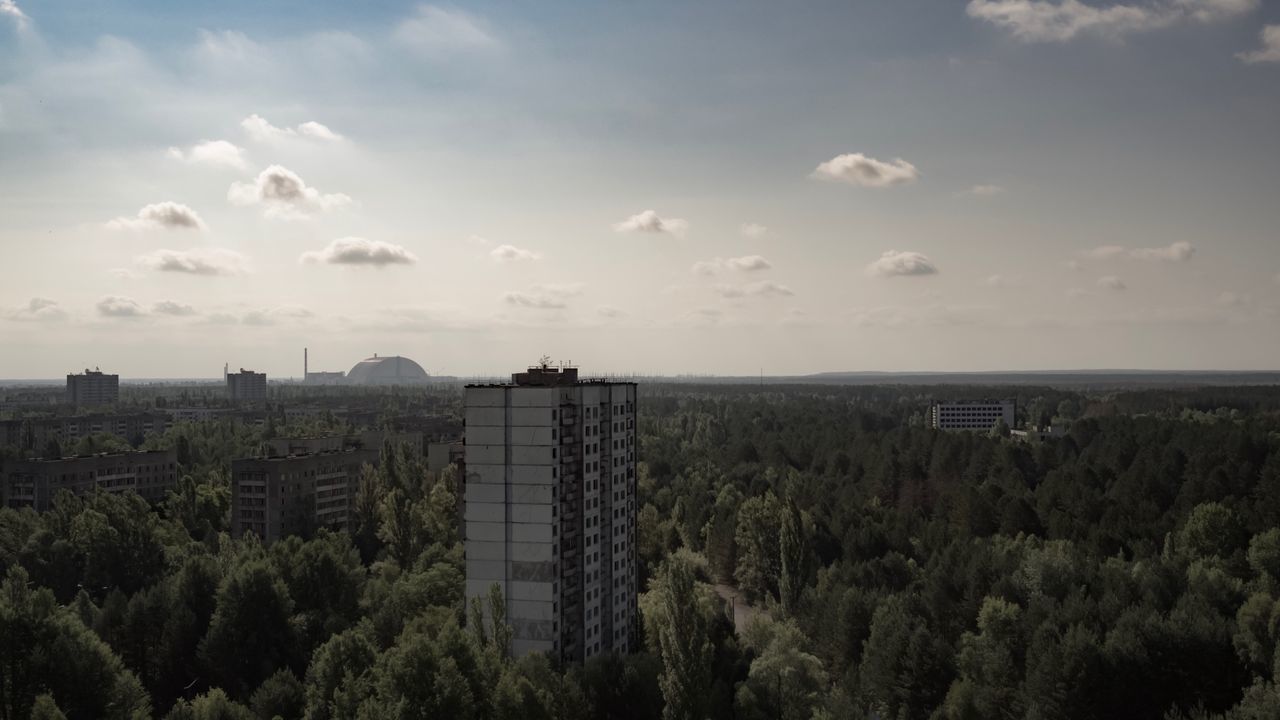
(66, 369, 119, 406)
(464, 365, 638, 661)
(930, 400, 1016, 431)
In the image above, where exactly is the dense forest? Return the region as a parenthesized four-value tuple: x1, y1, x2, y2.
(3, 383, 1280, 718)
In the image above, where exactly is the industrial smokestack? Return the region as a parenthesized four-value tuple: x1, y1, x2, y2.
(304, 347, 308, 379)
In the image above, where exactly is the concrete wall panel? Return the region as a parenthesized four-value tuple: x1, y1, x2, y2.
(466, 521, 506, 542)
(466, 540, 506, 561)
(465, 483, 505, 504)
(512, 523, 552, 543)
(465, 407, 506, 426)
(467, 502, 506, 523)
(467, 388, 508, 408)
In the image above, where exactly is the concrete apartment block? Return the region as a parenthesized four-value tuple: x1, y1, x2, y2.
(464, 366, 638, 662)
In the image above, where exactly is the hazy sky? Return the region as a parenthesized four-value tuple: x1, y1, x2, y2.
(2, 0, 1279, 378)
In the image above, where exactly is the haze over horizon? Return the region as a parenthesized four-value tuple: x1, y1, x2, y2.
(3, 0, 1279, 378)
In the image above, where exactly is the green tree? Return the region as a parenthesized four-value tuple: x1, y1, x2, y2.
(650, 555, 713, 720)
(199, 559, 298, 700)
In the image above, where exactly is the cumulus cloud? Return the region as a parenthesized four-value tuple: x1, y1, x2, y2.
(97, 296, 144, 318)
(153, 300, 197, 316)
(166, 140, 247, 170)
(714, 280, 795, 299)
(7, 298, 66, 322)
(812, 153, 920, 188)
(1239, 25, 1280, 63)
(300, 237, 417, 267)
(1, 0, 29, 27)
(106, 202, 206, 231)
(966, 0, 1258, 43)
(490, 244, 542, 262)
(241, 114, 343, 142)
(1097, 275, 1127, 290)
(228, 165, 351, 218)
(741, 223, 768, 238)
(727, 255, 772, 272)
(866, 250, 939, 278)
(394, 5, 500, 55)
(692, 255, 773, 275)
(137, 248, 249, 276)
(503, 283, 584, 310)
(1084, 241, 1195, 262)
(613, 210, 688, 235)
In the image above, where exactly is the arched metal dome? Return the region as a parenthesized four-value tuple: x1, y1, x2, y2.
(345, 355, 430, 385)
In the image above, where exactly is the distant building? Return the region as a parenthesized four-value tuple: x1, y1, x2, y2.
(2, 449, 179, 511)
(0, 413, 170, 450)
(66, 369, 119, 406)
(226, 369, 267, 403)
(167, 407, 232, 423)
(345, 355, 431, 385)
(930, 400, 1016, 431)
(464, 364, 638, 662)
(230, 446, 379, 544)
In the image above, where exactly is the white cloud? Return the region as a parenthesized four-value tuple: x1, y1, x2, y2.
(1, 0, 29, 27)
(1239, 25, 1280, 63)
(108, 268, 143, 280)
(243, 306, 314, 326)
(137, 248, 250, 276)
(866, 250, 939, 278)
(1084, 241, 1195, 262)
(490, 244, 542, 262)
(97, 296, 144, 318)
(845, 304, 993, 329)
(467, 234, 491, 245)
(1130, 241, 1195, 261)
(966, 184, 1007, 196)
(228, 165, 351, 218)
(714, 281, 794, 299)
(7, 298, 65, 322)
(727, 255, 772, 272)
(741, 222, 768, 238)
(692, 255, 773, 275)
(394, 5, 500, 56)
(1084, 245, 1128, 259)
(165, 140, 247, 170)
(597, 305, 625, 319)
(298, 121, 342, 141)
(241, 114, 343, 142)
(106, 202, 206, 231)
(812, 153, 920, 188)
(966, 0, 1258, 43)
(153, 300, 197, 316)
(503, 283, 583, 310)
(982, 274, 1023, 287)
(300, 237, 417, 267)
(613, 210, 688, 235)
(1097, 275, 1127, 290)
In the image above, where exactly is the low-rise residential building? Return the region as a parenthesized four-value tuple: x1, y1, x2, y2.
(1, 449, 179, 510)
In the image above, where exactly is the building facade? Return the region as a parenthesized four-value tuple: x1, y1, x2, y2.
(0, 413, 170, 451)
(930, 400, 1016, 431)
(226, 369, 267, 403)
(66, 369, 119, 406)
(464, 366, 638, 662)
(2, 449, 178, 511)
(230, 447, 379, 544)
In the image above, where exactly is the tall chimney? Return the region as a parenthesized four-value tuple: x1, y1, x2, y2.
(304, 347, 308, 378)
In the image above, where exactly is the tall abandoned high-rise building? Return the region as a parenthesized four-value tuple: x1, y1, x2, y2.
(65, 368, 119, 406)
(464, 365, 638, 661)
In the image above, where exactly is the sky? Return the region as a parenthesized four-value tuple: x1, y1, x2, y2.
(1, 0, 1279, 379)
